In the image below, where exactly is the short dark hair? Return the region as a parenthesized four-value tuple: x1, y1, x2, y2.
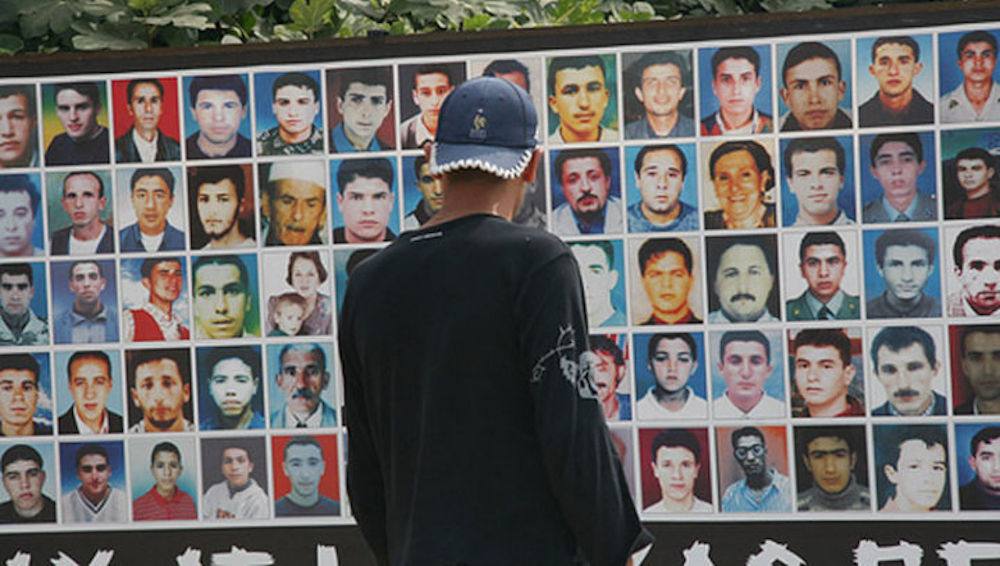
(870, 326, 937, 373)
(482, 60, 531, 91)
(1, 444, 42, 472)
(589, 335, 624, 368)
(130, 167, 175, 197)
(140, 257, 182, 280)
(955, 147, 993, 168)
(126, 79, 164, 103)
(284, 435, 324, 460)
(202, 345, 260, 384)
(798, 426, 859, 455)
(127, 348, 191, 386)
(648, 333, 697, 365)
(719, 330, 770, 364)
(69, 260, 103, 281)
(555, 148, 611, 181)
(707, 236, 776, 286)
(953, 225, 1000, 268)
(53, 82, 100, 107)
(731, 426, 765, 448)
(0, 354, 40, 383)
(569, 240, 613, 269)
(338, 67, 393, 100)
(638, 237, 692, 276)
(74, 443, 108, 469)
(150, 441, 181, 466)
(784, 137, 845, 177)
(782, 42, 842, 85)
(190, 165, 246, 201)
(960, 325, 1000, 358)
(0, 85, 35, 119)
(958, 31, 999, 58)
(192, 254, 248, 294)
(871, 36, 921, 62)
(548, 56, 606, 94)
(189, 74, 247, 107)
(0, 174, 39, 217)
(286, 251, 329, 285)
(336, 157, 394, 194)
(651, 429, 701, 464)
(277, 343, 327, 376)
(0, 262, 33, 285)
(219, 441, 255, 464)
(272, 72, 318, 100)
(709, 140, 774, 191)
(63, 171, 105, 200)
(274, 292, 307, 313)
(412, 65, 454, 89)
(869, 132, 923, 167)
(67, 350, 111, 382)
(793, 328, 851, 366)
(629, 51, 689, 87)
(883, 426, 946, 471)
(798, 231, 846, 262)
(971, 426, 1000, 457)
(711, 46, 760, 77)
(874, 229, 935, 268)
(634, 145, 687, 178)
(413, 154, 429, 177)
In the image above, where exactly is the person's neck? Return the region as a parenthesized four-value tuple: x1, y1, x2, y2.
(73, 299, 103, 318)
(660, 493, 695, 512)
(720, 107, 753, 130)
(807, 288, 837, 304)
(155, 485, 176, 500)
(220, 409, 254, 430)
(798, 206, 838, 226)
(745, 469, 772, 490)
(886, 190, 917, 213)
(652, 305, 692, 325)
(197, 133, 236, 157)
(728, 390, 764, 414)
(888, 495, 926, 512)
(806, 395, 849, 417)
(344, 127, 373, 151)
(135, 126, 157, 143)
(76, 406, 105, 434)
(976, 396, 1000, 415)
(560, 125, 599, 143)
(966, 184, 992, 201)
(879, 89, 914, 113)
(653, 386, 690, 410)
(73, 220, 104, 241)
(279, 126, 311, 146)
(17, 500, 44, 518)
(288, 490, 320, 508)
(724, 205, 766, 229)
(210, 228, 248, 249)
(640, 202, 681, 226)
(602, 395, 620, 419)
(588, 299, 615, 327)
(965, 78, 993, 108)
(423, 180, 523, 228)
(885, 290, 922, 312)
(1, 420, 32, 436)
(646, 110, 678, 136)
(82, 486, 109, 506)
(139, 222, 166, 237)
(149, 294, 173, 317)
(420, 114, 439, 135)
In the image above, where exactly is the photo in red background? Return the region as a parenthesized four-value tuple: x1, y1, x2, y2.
(271, 434, 341, 503)
(715, 425, 788, 495)
(111, 77, 181, 140)
(638, 427, 712, 508)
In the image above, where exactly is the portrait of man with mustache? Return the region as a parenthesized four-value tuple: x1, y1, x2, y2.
(706, 234, 780, 323)
(869, 326, 947, 416)
(269, 343, 337, 429)
(551, 147, 623, 236)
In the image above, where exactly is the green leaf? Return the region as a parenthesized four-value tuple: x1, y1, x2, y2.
(0, 33, 25, 54)
(140, 2, 213, 28)
(18, 0, 78, 37)
(206, 0, 272, 17)
(288, 0, 335, 36)
(759, 0, 829, 11)
(70, 21, 147, 49)
(271, 22, 308, 40)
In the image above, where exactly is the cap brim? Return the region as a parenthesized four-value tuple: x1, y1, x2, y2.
(430, 142, 534, 180)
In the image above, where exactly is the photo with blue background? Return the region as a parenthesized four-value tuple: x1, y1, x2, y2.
(195, 344, 265, 430)
(0, 173, 47, 252)
(780, 135, 856, 226)
(698, 45, 773, 122)
(59, 440, 126, 495)
(775, 39, 853, 119)
(856, 34, 935, 104)
(858, 131, 937, 210)
(624, 143, 698, 231)
(939, 29, 1000, 96)
(873, 423, 950, 510)
(53, 349, 124, 422)
(861, 227, 941, 301)
(955, 422, 1000, 491)
(182, 74, 252, 146)
(253, 70, 324, 141)
(567, 238, 626, 325)
(119, 257, 189, 327)
(127, 435, 198, 511)
(549, 147, 622, 211)
(329, 156, 401, 238)
(0, 442, 56, 504)
(49, 259, 118, 344)
(632, 331, 707, 401)
(709, 328, 785, 402)
(333, 247, 381, 317)
(265, 341, 337, 426)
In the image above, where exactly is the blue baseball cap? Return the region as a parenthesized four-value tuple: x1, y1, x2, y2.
(429, 76, 538, 179)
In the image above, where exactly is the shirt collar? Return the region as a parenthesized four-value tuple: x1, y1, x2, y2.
(285, 403, 323, 428)
(719, 108, 760, 135)
(70, 304, 108, 324)
(882, 194, 919, 220)
(131, 128, 159, 162)
(73, 406, 109, 435)
(804, 289, 844, 316)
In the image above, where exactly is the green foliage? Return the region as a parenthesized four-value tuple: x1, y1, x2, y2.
(0, 0, 923, 54)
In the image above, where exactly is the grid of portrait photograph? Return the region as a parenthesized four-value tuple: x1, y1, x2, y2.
(2, 21, 1000, 531)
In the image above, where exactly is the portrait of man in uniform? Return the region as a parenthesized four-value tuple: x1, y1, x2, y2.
(941, 30, 1000, 123)
(255, 71, 324, 156)
(785, 231, 860, 320)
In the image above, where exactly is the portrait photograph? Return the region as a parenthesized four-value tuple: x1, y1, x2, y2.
(781, 229, 861, 321)
(0, 352, 53, 436)
(566, 238, 626, 328)
(259, 159, 330, 247)
(271, 434, 341, 517)
(792, 425, 870, 512)
(115, 166, 187, 253)
(697, 44, 773, 135)
(588, 333, 631, 421)
(716, 425, 791, 513)
(861, 227, 942, 319)
(127, 435, 198, 521)
(0, 172, 47, 258)
(865, 324, 948, 417)
(182, 73, 252, 160)
(940, 126, 1000, 220)
(53, 349, 124, 436)
(623, 143, 699, 233)
(469, 57, 545, 119)
(190, 253, 261, 339)
(621, 50, 696, 141)
(775, 40, 853, 132)
(330, 156, 400, 245)
(45, 170, 115, 256)
(124, 347, 194, 433)
(704, 233, 781, 323)
(0, 441, 57, 524)
(628, 235, 703, 326)
(253, 70, 324, 156)
(709, 329, 786, 419)
(195, 344, 265, 431)
(110, 76, 182, 164)
(873, 423, 950, 512)
(608, 425, 635, 496)
(632, 331, 707, 421)
(545, 54, 618, 144)
(856, 34, 935, 128)
(40, 81, 111, 166)
(333, 247, 380, 318)
(954, 422, 1000, 511)
(49, 258, 119, 345)
(200, 435, 270, 520)
(939, 29, 1000, 125)
(779, 135, 856, 227)
(265, 342, 338, 430)
(326, 65, 396, 153)
(549, 146, 623, 236)
(58, 440, 128, 524)
(0, 262, 50, 348)
(638, 427, 712, 514)
(948, 323, 1000, 416)
(858, 131, 938, 224)
(944, 223, 1000, 318)
(0, 84, 40, 169)
(401, 153, 442, 232)
(700, 138, 777, 230)
(786, 328, 865, 419)
(397, 62, 466, 150)
(186, 163, 257, 250)
(262, 249, 333, 337)
(120, 256, 190, 342)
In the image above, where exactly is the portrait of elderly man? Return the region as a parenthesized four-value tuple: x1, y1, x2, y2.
(114, 78, 181, 163)
(712, 330, 784, 419)
(720, 426, 791, 512)
(627, 144, 699, 232)
(185, 74, 250, 159)
(870, 326, 947, 416)
(635, 237, 701, 325)
(945, 147, 999, 219)
(875, 424, 949, 512)
(865, 228, 940, 319)
(52, 260, 118, 344)
(57, 350, 123, 435)
(786, 231, 860, 321)
(261, 160, 328, 246)
(705, 234, 779, 323)
(333, 157, 396, 244)
(635, 333, 707, 419)
(795, 426, 870, 511)
(256, 71, 324, 156)
(942, 30, 1000, 123)
(118, 167, 185, 253)
(0, 353, 51, 436)
(955, 325, 1000, 415)
(0, 263, 48, 346)
(624, 51, 695, 139)
(783, 137, 854, 227)
(862, 133, 936, 223)
(704, 140, 776, 229)
(644, 429, 711, 513)
(44, 82, 110, 166)
(859, 35, 934, 127)
(791, 328, 864, 418)
(948, 225, 1000, 317)
(0, 85, 38, 168)
(0, 444, 55, 523)
(960, 426, 1000, 509)
(329, 66, 393, 153)
(551, 147, 622, 235)
(779, 41, 852, 131)
(198, 346, 265, 430)
(701, 46, 773, 136)
(569, 240, 625, 327)
(270, 343, 337, 429)
(50, 171, 114, 255)
(0, 174, 44, 258)
(188, 164, 255, 249)
(547, 55, 617, 143)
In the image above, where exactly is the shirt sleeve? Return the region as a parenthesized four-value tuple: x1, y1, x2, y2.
(516, 251, 652, 566)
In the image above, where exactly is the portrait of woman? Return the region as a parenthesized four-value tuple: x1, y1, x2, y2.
(265, 250, 332, 336)
(703, 140, 776, 230)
